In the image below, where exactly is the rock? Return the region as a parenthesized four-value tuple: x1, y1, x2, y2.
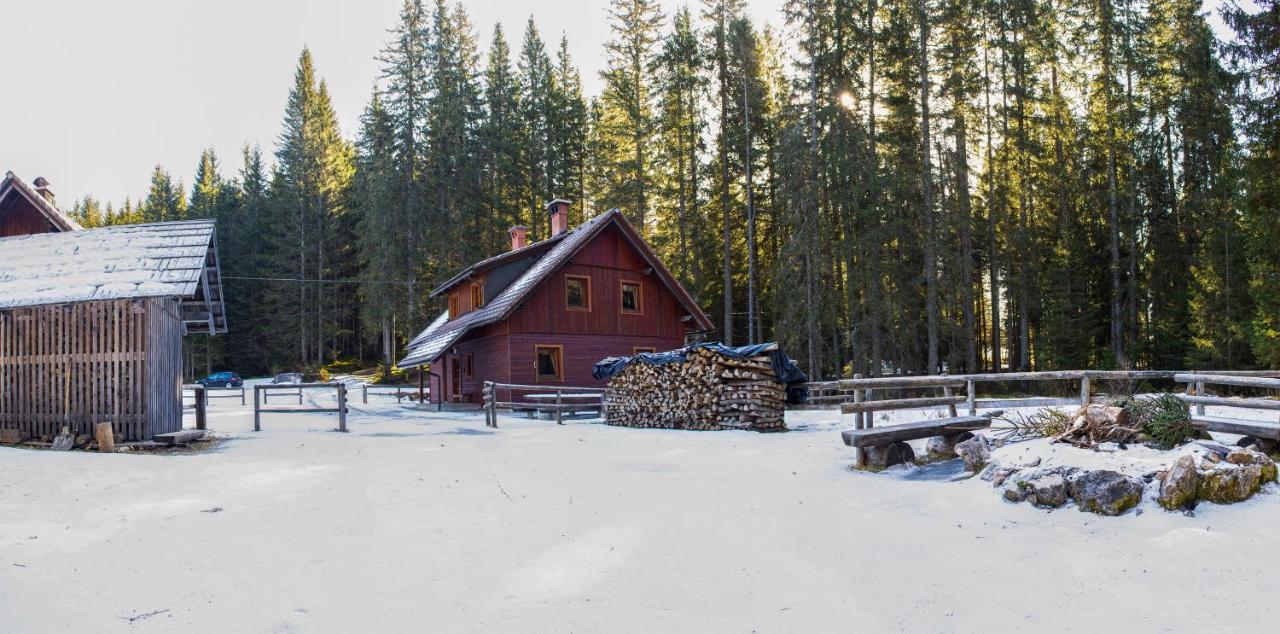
(1199, 465, 1265, 504)
(0, 428, 28, 444)
(1134, 432, 1155, 445)
(1158, 455, 1199, 511)
(74, 434, 91, 449)
(1021, 473, 1071, 508)
(861, 441, 915, 470)
(983, 465, 1021, 487)
(1003, 486, 1028, 503)
(955, 434, 991, 472)
(1226, 449, 1255, 465)
(924, 431, 974, 460)
(1070, 470, 1144, 516)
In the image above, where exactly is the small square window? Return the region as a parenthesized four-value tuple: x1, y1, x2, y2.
(535, 345, 563, 381)
(621, 282, 642, 314)
(566, 276, 590, 311)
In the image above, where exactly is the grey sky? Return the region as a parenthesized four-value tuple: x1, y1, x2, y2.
(0, 0, 784, 206)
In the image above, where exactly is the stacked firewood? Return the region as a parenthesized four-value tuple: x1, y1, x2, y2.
(603, 347, 787, 432)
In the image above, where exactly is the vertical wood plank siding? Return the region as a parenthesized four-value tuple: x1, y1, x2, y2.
(0, 298, 185, 440)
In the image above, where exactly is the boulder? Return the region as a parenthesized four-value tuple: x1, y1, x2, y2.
(1070, 470, 1144, 516)
(924, 431, 975, 460)
(861, 441, 915, 470)
(955, 434, 991, 472)
(1019, 472, 1071, 508)
(1198, 465, 1265, 504)
(1158, 455, 1200, 511)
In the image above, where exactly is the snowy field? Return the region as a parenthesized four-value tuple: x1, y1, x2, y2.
(2, 380, 1278, 633)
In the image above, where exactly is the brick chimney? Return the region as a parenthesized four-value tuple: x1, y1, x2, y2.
(32, 177, 55, 204)
(547, 199, 572, 236)
(508, 225, 529, 251)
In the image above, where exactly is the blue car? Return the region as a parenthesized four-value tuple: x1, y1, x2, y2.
(198, 371, 243, 388)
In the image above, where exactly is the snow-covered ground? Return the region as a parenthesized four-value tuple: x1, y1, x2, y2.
(2, 380, 1278, 632)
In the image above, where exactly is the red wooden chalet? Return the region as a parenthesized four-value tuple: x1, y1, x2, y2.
(0, 172, 82, 237)
(399, 201, 713, 404)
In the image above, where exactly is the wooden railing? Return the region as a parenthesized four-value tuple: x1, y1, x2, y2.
(481, 381, 606, 428)
(802, 369, 1280, 423)
(360, 384, 423, 404)
(183, 384, 245, 406)
(253, 382, 348, 432)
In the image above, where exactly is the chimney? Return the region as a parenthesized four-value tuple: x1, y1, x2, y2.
(508, 225, 529, 251)
(547, 198, 572, 236)
(32, 177, 55, 204)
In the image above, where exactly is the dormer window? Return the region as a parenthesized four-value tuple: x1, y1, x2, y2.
(470, 282, 484, 309)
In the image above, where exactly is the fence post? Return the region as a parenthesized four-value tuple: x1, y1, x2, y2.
(851, 375, 864, 468)
(298, 386, 303, 405)
(195, 386, 207, 431)
(864, 388, 875, 429)
(337, 382, 348, 432)
(943, 384, 958, 418)
(253, 386, 261, 432)
(555, 389, 563, 425)
(966, 379, 977, 416)
(240, 386, 246, 406)
(363, 384, 368, 404)
(1195, 381, 1206, 416)
(1080, 375, 1091, 408)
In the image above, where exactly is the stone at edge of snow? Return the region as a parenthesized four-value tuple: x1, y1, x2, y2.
(955, 434, 991, 473)
(1158, 454, 1199, 511)
(1070, 470, 1144, 516)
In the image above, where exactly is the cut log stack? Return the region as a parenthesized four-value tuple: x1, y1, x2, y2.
(603, 347, 786, 432)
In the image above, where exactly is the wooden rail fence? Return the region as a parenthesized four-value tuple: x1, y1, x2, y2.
(482, 381, 606, 428)
(253, 382, 348, 432)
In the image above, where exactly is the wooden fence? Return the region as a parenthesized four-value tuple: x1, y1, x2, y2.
(253, 382, 348, 432)
(481, 381, 606, 428)
(361, 384, 423, 404)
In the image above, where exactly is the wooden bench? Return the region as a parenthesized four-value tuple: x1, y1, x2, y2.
(1191, 416, 1280, 440)
(841, 415, 991, 448)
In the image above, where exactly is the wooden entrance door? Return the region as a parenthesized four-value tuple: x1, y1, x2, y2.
(450, 357, 462, 401)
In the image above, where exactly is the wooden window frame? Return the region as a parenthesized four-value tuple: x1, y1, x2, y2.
(633, 347, 656, 355)
(533, 344, 565, 382)
(448, 295, 460, 319)
(465, 353, 474, 377)
(565, 275, 592, 312)
(620, 280, 643, 315)
(470, 282, 484, 309)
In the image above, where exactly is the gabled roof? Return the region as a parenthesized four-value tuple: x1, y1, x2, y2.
(0, 219, 228, 334)
(399, 209, 713, 368)
(0, 172, 83, 232)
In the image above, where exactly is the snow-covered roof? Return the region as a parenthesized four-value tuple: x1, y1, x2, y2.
(0, 219, 227, 333)
(0, 171, 83, 232)
(398, 209, 712, 368)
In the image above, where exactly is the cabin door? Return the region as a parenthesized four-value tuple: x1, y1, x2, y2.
(450, 357, 462, 400)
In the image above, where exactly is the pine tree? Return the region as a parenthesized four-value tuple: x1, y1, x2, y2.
(597, 0, 664, 228)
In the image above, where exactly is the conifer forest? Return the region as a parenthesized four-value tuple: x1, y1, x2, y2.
(67, 0, 1280, 380)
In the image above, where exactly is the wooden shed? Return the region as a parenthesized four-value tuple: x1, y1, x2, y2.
(0, 220, 227, 440)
